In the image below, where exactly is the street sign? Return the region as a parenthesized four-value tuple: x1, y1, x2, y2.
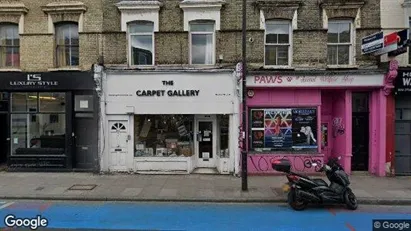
(361, 31, 384, 54)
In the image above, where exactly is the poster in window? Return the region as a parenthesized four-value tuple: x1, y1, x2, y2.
(264, 109, 293, 148)
(251, 130, 264, 148)
(321, 123, 328, 148)
(250, 109, 264, 128)
(291, 109, 318, 149)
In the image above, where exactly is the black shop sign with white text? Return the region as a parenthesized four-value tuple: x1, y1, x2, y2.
(136, 80, 200, 97)
(395, 68, 411, 95)
(0, 71, 95, 91)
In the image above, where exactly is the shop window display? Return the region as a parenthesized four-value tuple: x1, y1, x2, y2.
(218, 115, 229, 158)
(10, 92, 66, 155)
(134, 115, 194, 157)
(249, 108, 318, 153)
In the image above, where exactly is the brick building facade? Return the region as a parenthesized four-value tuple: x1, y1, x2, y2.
(95, 0, 395, 177)
(0, 0, 101, 171)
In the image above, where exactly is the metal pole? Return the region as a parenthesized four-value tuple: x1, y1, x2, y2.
(241, 0, 248, 191)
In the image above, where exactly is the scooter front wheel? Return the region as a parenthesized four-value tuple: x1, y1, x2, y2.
(344, 189, 358, 210)
(287, 189, 308, 211)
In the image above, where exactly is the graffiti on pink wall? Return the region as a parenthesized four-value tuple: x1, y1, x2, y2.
(248, 154, 324, 173)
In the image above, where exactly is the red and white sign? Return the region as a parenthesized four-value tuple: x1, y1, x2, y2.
(246, 74, 385, 87)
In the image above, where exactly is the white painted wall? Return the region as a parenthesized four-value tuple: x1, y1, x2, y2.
(380, 0, 409, 65)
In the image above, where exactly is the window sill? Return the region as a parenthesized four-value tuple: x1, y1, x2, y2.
(48, 67, 81, 72)
(128, 65, 155, 70)
(263, 66, 294, 70)
(327, 65, 358, 69)
(0, 68, 22, 72)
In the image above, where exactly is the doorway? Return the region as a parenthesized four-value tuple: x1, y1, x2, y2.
(351, 93, 370, 171)
(0, 114, 8, 165)
(73, 115, 95, 170)
(108, 120, 129, 171)
(0, 92, 9, 166)
(195, 115, 216, 168)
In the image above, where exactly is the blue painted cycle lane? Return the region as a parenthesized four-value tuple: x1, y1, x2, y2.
(0, 201, 410, 231)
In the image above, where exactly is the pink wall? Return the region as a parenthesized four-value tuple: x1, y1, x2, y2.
(246, 89, 324, 174)
(369, 89, 387, 176)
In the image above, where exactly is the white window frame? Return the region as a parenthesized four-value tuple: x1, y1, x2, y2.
(264, 20, 293, 68)
(327, 20, 355, 67)
(127, 21, 155, 67)
(189, 21, 216, 65)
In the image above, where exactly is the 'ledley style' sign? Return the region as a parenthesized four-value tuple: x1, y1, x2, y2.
(9, 74, 58, 86)
(136, 80, 200, 97)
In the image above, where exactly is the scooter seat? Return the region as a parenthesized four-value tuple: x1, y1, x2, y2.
(313, 179, 328, 187)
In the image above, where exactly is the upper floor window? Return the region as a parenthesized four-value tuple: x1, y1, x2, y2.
(264, 20, 292, 67)
(189, 21, 215, 65)
(55, 22, 79, 67)
(0, 23, 19, 68)
(327, 20, 352, 66)
(128, 21, 154, 66)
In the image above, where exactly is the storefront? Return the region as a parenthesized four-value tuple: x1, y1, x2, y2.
(100, 70, 240, 174)
(393, 67, 411, 176)
(245, 70, 390, 176)
(0, 71, 98, 171)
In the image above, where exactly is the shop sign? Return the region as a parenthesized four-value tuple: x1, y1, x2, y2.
(395, 69, 411, 95)
(9, 74, 58, 87)
(135, 80, 200, 97)
(246, 74, 384, 87)
(0, 71, 95, 90)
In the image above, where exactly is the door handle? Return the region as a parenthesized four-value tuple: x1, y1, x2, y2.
(6, 138, 10, 141)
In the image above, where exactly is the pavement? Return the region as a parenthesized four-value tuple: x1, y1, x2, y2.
(0, 172, 410, 205)
(0, 201, 411, 230)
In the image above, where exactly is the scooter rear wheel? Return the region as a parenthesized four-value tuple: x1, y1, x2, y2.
(344, 189, 358, 210)
(288, 189, 308, 211)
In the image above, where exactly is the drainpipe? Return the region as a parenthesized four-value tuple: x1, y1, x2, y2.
(241, 0, 248, 191)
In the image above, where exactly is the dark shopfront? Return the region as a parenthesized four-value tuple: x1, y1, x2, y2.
(394, 68, 411, 176)
(0, 71, 98, 172)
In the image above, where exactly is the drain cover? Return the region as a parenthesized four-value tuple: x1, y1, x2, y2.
(68, 184, 97, 191)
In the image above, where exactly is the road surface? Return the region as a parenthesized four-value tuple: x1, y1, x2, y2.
(0, 200, 410, 230)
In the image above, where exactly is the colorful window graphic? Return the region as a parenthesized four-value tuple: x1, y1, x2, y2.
(250, 108, 318, 151)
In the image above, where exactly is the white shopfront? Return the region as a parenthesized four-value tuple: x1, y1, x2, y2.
(99, 70, 240, 174)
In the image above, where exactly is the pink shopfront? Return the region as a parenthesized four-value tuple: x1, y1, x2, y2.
(245, 71, 391, 176)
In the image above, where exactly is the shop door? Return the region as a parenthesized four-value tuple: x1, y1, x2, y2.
(395, 109, 411, 176)
(352, 113, 369, 171)
(196, 120, 216, 168)
(0, 114, 8, 164)
(74, 116, 95, 170)
(109, 120, 128, 171)
(351, 93, 369, 171)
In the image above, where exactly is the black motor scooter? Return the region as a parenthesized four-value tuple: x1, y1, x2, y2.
(271, 156, 358, 211)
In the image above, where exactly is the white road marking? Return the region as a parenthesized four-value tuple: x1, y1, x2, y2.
(0, 202, 14, 210)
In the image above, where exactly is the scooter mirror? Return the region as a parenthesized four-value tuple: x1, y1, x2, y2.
(312, 163, 318, 167)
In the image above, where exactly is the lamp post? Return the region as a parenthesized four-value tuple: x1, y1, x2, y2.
(241, 0, 248, 191)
